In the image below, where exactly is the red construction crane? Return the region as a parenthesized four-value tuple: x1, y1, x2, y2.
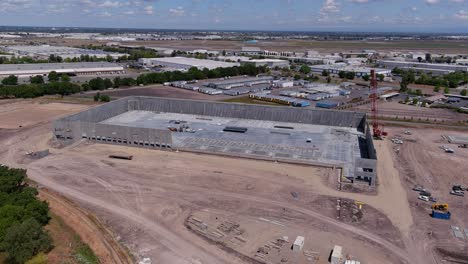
(370, 69, 387, 138)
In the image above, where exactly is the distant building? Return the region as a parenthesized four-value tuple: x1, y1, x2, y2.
(377, 60, 468, 75)
(240, 59, 290, 68)
(207, 76, 274, 90)
(237, 47, 263, 56)
(138, 57, 238, 71)
(0, 62, 124, 77)
(310, 64, 391, 77)
(1, 45, 125, 60)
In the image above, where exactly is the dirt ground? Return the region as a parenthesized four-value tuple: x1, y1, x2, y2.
(0, 100, 88, 129)
(20, 143, 410, 264)
(385, 127, 468, 263)
(0, 98, 466, 264)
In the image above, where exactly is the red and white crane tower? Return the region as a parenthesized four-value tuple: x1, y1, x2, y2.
(370, 69, 387, 138)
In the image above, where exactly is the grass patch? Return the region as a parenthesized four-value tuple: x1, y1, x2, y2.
(74, 242, 100, 264)
(221, 96, 282, 106)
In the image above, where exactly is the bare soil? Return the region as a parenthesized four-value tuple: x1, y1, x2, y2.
(386, 127, 468, 263)
(2, 98, 465, 264)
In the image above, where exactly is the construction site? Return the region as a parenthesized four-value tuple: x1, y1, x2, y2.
(0, 93, 466, 264)
(53, 96, 378, 185)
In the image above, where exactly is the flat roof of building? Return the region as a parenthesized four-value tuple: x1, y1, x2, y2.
(0, 62, 124, 76)
(101, 110, 363, 178)
(143, 57, 238, 70)
(0, 62, 121, 71)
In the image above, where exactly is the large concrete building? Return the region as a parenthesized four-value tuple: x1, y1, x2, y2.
(310, 64, 391, 77)
(138, 57, 239, 71)
(0, 62, 124, 77)
(53, 96, 378, 185)
(1, 45, 124, 60)
(378, 60, 468, 74)
(240, 59, 290, 68)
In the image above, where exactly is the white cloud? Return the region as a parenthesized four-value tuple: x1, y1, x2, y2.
(169, 6, 185, 16)
(320, 0, 340, 15)
(99, 1, 120, 8)
(144, 5, 153, 15)
(454, 10, 468, 20)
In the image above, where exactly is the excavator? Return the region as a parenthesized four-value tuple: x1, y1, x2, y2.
(431, 204, 449, 211)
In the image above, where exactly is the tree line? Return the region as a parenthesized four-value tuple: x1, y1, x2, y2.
(0, 64, 269, 98)
(0, 166, 52, 263)
(393, 67, 468, 91)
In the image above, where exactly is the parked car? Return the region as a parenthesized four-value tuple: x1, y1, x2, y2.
(418, 195, 430, 202)
(450, 190, 465, 197)
(412, 185, 425, 192)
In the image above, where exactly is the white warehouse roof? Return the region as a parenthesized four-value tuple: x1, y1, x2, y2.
(0, 62, 124, 77)
(139, 57, 239, 70)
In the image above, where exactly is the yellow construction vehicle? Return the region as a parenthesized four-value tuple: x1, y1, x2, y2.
(431, 204, 449, 211)
(355, 201, 365, 209)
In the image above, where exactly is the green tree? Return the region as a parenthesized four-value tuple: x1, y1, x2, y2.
(100, 95, 111, 102)
(461, 89, 468, 96)
(60, 74, 70, 82)
(113, 77, 121, 88)
(299, 65, 311, 75)
(321, 70, 329, 77)
(412, 98, 419, 105)
(434, 85, 440, 92)
(346, 72, 355, 80)
(29, 75, 44, 84)
(2, 75, 18, 85)
(444, 87, 450, 94)
(89, 78, 105, 90)
(103, 78, 113, 89)
(338, 71, 346, 79)
(47, 71, 59, 82)
(377, 74, 385, 82)
(362, 75, 369, 81)
(326, 76, 331, 83)
(1, 218, 53, 264)
(93, 92, 100, 102)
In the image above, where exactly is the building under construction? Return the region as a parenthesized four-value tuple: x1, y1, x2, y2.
(53, 96, 378, 185)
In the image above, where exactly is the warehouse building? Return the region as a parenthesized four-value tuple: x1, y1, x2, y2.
(1, 45, 124, 60)
(377, 60, 468, 73)
(138, 57, 238, 71)
(0, 62, 125, 77)
(240, 59, 290, 68)
(54, 96, 378, 185)
(310, 64, 391, 77)
(206, 76, 274, 90)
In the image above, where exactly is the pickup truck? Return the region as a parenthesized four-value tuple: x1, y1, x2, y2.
(450, 190, 465, 197)
(418, 195, 430, 202)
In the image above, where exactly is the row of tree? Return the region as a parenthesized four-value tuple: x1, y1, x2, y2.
(82, 65, 268, 91)
(1, 65, 269, 98)
(0, 82, 81, 98)
(394, 67, 468, 89)
(0, 166, 52, 263)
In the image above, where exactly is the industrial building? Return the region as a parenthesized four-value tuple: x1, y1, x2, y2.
(1, 45, 124, 60)
(310, 64, 391, 77)
(206, 76, 273, 90)
(54, 96, 378, 185)
(240, 59, 290, 68)
(138, 57, 239, 71)
(0, 62, 125, 77)
(377, 60, 468, 74)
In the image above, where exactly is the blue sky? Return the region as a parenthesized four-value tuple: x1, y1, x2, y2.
(0, 0, 467, 32)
